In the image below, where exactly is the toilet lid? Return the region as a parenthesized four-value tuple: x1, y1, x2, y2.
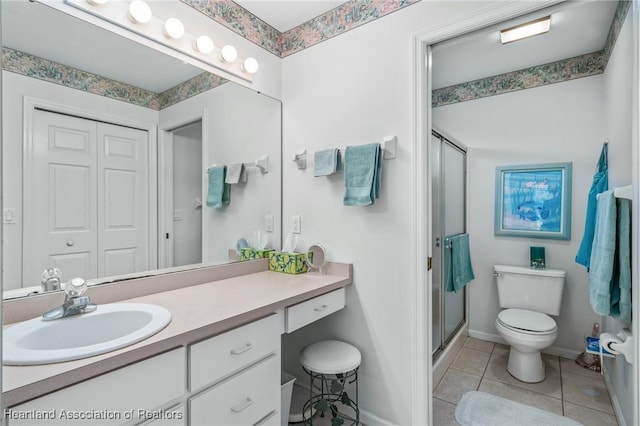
(498, 308, 556, 333)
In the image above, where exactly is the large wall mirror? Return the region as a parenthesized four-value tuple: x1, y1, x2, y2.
(1, 1, 282, 299)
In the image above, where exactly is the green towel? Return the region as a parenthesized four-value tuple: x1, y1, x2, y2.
(589, 190, 616, 315)
(611, 198, 631, 323)
(206, 166, 230, 208)
(445, 233, 475, 293)
(343, 143, 382, 206)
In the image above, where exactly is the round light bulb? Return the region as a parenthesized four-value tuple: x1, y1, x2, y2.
(86, 0, 108, 5)
(193, 35, 214, 55)
(163, 18, 185, 40)
(242, 57, 259, 74)
(127, 0, 152, 24)
(220, 45, 238, 63)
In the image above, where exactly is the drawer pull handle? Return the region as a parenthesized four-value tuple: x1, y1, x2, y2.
(230, 397, 253, 413)
(314, 304, 329, 312)
(230, 343, 253, 355)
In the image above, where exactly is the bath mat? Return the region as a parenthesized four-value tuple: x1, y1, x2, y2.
(455, 391, 583, 426)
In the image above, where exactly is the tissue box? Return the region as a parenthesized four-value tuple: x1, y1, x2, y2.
(240, 248, 275, 261)
(268, 251, 312, 274)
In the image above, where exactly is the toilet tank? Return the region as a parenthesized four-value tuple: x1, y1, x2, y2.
(494, 265, 566, 315)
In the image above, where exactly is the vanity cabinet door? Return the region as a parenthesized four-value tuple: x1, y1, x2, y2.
(6, 348, 185, 426)
(188, 355, 279, 426)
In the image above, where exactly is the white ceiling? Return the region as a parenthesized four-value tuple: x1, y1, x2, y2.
(235, 0, 345, 32)
(1, 1, 621, 93)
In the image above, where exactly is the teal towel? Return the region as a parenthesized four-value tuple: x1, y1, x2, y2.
(611, 198, 631, 323)
(589, 190, 616, 315)
(576, 144, 608, 269)
(343, 143, 382, 206)
(445, 233, 475, 293)
(314, 148, 341, 177)
(206, 166, 230, 208)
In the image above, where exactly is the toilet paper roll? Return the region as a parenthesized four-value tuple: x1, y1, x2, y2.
(600, 332, 622, 354)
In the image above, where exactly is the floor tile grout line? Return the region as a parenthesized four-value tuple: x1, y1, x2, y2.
(559, 355, 565, 416)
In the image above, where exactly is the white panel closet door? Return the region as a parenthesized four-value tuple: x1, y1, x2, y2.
(27, 110, 98, 284)
(26, 110, 149, 285)
(97, 122, 149, 277)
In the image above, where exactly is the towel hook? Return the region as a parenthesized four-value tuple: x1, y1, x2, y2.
(293, 150, 307, 169)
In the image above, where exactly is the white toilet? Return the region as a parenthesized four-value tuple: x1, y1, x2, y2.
(494, 264, 566, 383)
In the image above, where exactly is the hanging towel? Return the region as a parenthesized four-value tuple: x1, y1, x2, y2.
(343, 143, 382, 206)
(445, 233, 475, 293)
(576, 143, 608, 269)
(225, 163, 246, 184)
(589, 190, 616, 315)
(610, 198, 632, 323)
(206, 166, 230, 208)
(314, 148, 342, 177)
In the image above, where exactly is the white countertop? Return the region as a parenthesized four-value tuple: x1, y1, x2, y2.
(3, 264, 352, 407)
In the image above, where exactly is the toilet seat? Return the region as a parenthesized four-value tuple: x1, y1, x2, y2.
(497, 308, 557, 335)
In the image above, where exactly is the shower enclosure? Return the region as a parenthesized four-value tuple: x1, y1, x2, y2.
(431, 129, 467, 357)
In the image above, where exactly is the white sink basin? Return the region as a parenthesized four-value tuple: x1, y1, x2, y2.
(3, 303, 171, 365)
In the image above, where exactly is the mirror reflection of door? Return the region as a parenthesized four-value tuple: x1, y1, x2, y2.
(26, 109, 150, 283)
(169, 121, 203, 268)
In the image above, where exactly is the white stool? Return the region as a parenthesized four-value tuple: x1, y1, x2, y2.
(299, 340, 361, 425)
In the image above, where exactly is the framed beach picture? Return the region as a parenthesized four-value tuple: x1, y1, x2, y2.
(494, 162, 572, 240)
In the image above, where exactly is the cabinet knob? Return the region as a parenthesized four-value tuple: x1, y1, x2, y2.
(314, 304, 328, 312)
(66, 240, 75, 247)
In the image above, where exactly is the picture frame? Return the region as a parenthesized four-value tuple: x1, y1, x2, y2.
(494, 162, 572, 240)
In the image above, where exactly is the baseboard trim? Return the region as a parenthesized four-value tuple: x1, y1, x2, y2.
(468, 329, 582, 359)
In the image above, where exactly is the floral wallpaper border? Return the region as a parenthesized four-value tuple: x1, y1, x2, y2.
(2, 0, 630, 109)
(2, 47, 227, 111)
(181, 0, 419, 58)
(433, 0, 630, 108)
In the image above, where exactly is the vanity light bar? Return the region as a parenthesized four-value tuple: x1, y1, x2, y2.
(500, 16, 551, 44)
(66, 0, 258, 82)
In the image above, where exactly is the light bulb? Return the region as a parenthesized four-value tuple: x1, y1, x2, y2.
(193, 35, 214, 54)
(86, 0, 108, 5)
(242, 57, 259, 74)
(220, 45, 238, 63)
(163, 18, 185, 40)
(127, 0, 152, 24)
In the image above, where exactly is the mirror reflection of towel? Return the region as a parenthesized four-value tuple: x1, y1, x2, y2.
(225, 163, 246, 184)
(207, 166, 230, 208)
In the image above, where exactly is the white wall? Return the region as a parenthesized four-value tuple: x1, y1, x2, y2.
(280, 2, 510, 423)
(602, 10, 634, 426)
(159, 83, 282, 264)
(433, 75, 607, 356)
(1, 71, 159, 291)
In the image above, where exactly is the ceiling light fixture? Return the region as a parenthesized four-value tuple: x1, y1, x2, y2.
(193, 35, 214, 55)
(163, 18, 185, 40)
(220, 45, 238, 63)
(242, 57, 259, 74)
(500, 15, 551, 44)
(127, 0, 152, 24)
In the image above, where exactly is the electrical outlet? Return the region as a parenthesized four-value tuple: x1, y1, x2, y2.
(265, 214, 274, 232)
(292, 215, 301, 234)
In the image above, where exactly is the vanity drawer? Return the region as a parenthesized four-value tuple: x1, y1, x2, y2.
(189, 314, 279, 392)
(285, 288, 345, 333)
(188, 355, 279, 426)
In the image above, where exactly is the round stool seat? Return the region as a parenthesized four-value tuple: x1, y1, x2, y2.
(300, 340, 361, 374)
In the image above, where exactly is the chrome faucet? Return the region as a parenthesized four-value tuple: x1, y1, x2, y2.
(43, 278, 97, 321)
(41, 268, 62, 292)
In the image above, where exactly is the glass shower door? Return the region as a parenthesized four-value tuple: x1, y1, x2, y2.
(432, 131, 467, 354)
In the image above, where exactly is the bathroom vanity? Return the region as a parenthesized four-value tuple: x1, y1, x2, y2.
(2, 260, 352, 425)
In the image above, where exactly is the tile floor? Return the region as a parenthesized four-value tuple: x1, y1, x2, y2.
(433, 337, 619, 426)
